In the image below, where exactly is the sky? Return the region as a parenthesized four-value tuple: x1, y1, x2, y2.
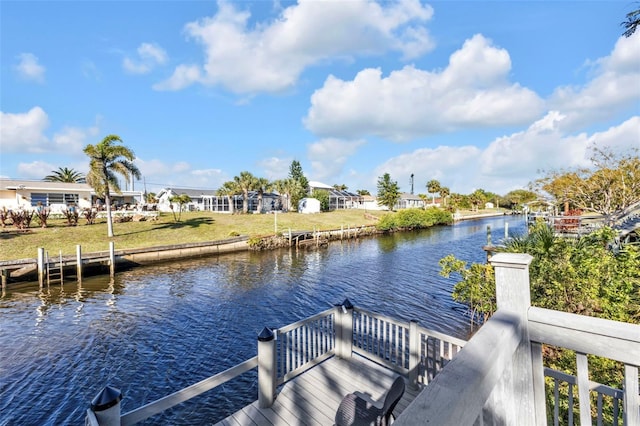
(1, 0, 639, 196)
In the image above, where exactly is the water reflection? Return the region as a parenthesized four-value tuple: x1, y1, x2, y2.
(0, 215, 526, 425)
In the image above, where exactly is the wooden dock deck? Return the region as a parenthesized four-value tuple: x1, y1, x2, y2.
(215, 355, 421, 426)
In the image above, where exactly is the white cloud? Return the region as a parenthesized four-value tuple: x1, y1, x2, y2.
(0, 107, 50, 153)
(15, 53, 45, 83)
(308, 138, 366, 182)
(17, 161, 57, 179)
(123, 42, 168, 74)
(480, 113, 640, 182)
(373, 145, 482, 194)
(0, 107, 100, 155)
(155, 0, 434, 93)
(304, 34, 544, 141)
(136, 158, 229, 190)
(550, 33, 640, 130)
(257, 156, 293, 180)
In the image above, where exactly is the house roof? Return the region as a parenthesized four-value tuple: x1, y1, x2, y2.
(0, 179, 93, 192)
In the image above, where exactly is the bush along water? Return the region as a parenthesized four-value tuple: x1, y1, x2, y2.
(376, 207, 453, 232)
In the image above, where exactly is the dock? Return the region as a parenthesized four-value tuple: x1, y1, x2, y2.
(215, 355, 420, 426)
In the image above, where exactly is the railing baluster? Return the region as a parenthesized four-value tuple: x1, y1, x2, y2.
(554, 378, 560, 426)
(568, 382, 574, 426)
(596, 393, 603, 426)
(576, 352, 591, 425)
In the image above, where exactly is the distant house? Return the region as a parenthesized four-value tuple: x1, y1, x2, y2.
(396, 192, 428, 210)
(0, 178, 143, 213)
(307, 181, 362, 210)
(156, 187, 279, 213)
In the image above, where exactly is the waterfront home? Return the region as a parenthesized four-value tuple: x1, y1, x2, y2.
(0, 178, 144, 213)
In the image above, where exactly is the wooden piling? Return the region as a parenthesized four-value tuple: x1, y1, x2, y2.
(76, 244, 82, 281)
(109, 241, 115, 277)
(37, 247, 45, 288)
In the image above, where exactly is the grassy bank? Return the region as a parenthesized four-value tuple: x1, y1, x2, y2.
(0, 210, 384, 261)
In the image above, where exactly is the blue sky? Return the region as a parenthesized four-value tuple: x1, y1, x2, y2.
(1, 0, 639, 195)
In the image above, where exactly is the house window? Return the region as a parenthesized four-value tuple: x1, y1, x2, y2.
(30, 193, 80, 206)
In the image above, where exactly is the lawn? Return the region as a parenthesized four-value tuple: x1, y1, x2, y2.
(0, 210, 384, 261)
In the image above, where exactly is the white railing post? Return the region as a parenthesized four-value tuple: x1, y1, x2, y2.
(336, 299, 353, 359)
(624, 365, 640, 426)
(257, 327, 276, 408)
(87, 385, 122, 426)
(490, 253, 540, 425)
(408, 320, 420, 389)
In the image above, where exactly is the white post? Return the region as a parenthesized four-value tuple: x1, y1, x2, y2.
(76, 244, 82, 281)
(336, 299, 353, 359)
(37, 247, 45, 288)
(258, 327, 276, 408)
(624, 365, 640, 426)
(408, 320, 420, 389)
(490, 253, 541, 425)
(109, 241, 115, 277)
(274, 211, 277, 233)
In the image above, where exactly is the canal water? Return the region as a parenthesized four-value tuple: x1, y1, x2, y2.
(0, 216, 525, 425)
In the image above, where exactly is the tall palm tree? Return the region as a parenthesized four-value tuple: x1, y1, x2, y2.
(43, 167, 86, 183)
(273, 178, 299, 211)
(439, 186, 450, 207)
(426, 179, 441, 204)
(234, 171, 256, 214)
(254, 177, 271, 213)
(84, 134, 140, 237)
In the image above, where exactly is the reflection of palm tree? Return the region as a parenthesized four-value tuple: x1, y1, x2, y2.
(84, 135, 140, 237)
(43, 167, 86, 183)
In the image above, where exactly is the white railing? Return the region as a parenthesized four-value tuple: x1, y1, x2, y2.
(276, 308, 336, 383)
(352, 307, 466, 385)
(396, 253, 640, 426)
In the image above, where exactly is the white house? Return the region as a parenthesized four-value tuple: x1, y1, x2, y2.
(0, 179, 143, 213)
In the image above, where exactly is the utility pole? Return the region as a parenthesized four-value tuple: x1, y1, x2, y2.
(410, 174, 414, 194)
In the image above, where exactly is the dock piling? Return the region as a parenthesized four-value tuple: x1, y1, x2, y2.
(257, 327, 276, 408)
(109, 242, 115, 277)
(37, 248, 45, 288)
(76, 245, 82, 281)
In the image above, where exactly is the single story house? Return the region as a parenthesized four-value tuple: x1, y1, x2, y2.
(0, 179, 144, 213)
(307, 181, 362, 210)
(156, 187, 280, 213)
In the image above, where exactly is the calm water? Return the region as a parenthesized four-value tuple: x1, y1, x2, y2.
(0, 216, 525, 425)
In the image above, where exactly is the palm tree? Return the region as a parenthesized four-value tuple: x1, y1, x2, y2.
(426, 179, 441, 205)
(254, 177, 271, 213)
(169, 193, 191, 222)
(84, 134, 140, 237)
(234, 171, 256, 213)
(273, 178, 299, 211)
(43, 167, 86, 183)
(440, 186, 450, 207)
(219, 181, 239, 214)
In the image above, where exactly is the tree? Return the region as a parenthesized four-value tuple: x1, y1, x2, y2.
(622, 5, 640, 37)
(219, 180, 239, 214)
(43, 167, 86, 183)
(502, 189, 537, 211)
(234, 171, 257, 214)
(377, 173, 400, 211)
(254, 177, 271, 213)
(145, 192, 158, 204)
(288, 160, 309, 211)
(356, 189, 371, 196)
(169, 194, 191, 222)
(333, 184, 348, 191)
(310, 189, 330, 211)
(84, 135, 140, 237)
(469, 189, 488, 212)
(531, 147, 640, 216)
(439, 186, 450, 207)
(426, 179, 441, 204)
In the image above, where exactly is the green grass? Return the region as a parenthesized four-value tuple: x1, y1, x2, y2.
(0, 210, 384, 261)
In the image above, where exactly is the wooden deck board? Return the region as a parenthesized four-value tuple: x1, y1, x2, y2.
(214, 355, 422, 426)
